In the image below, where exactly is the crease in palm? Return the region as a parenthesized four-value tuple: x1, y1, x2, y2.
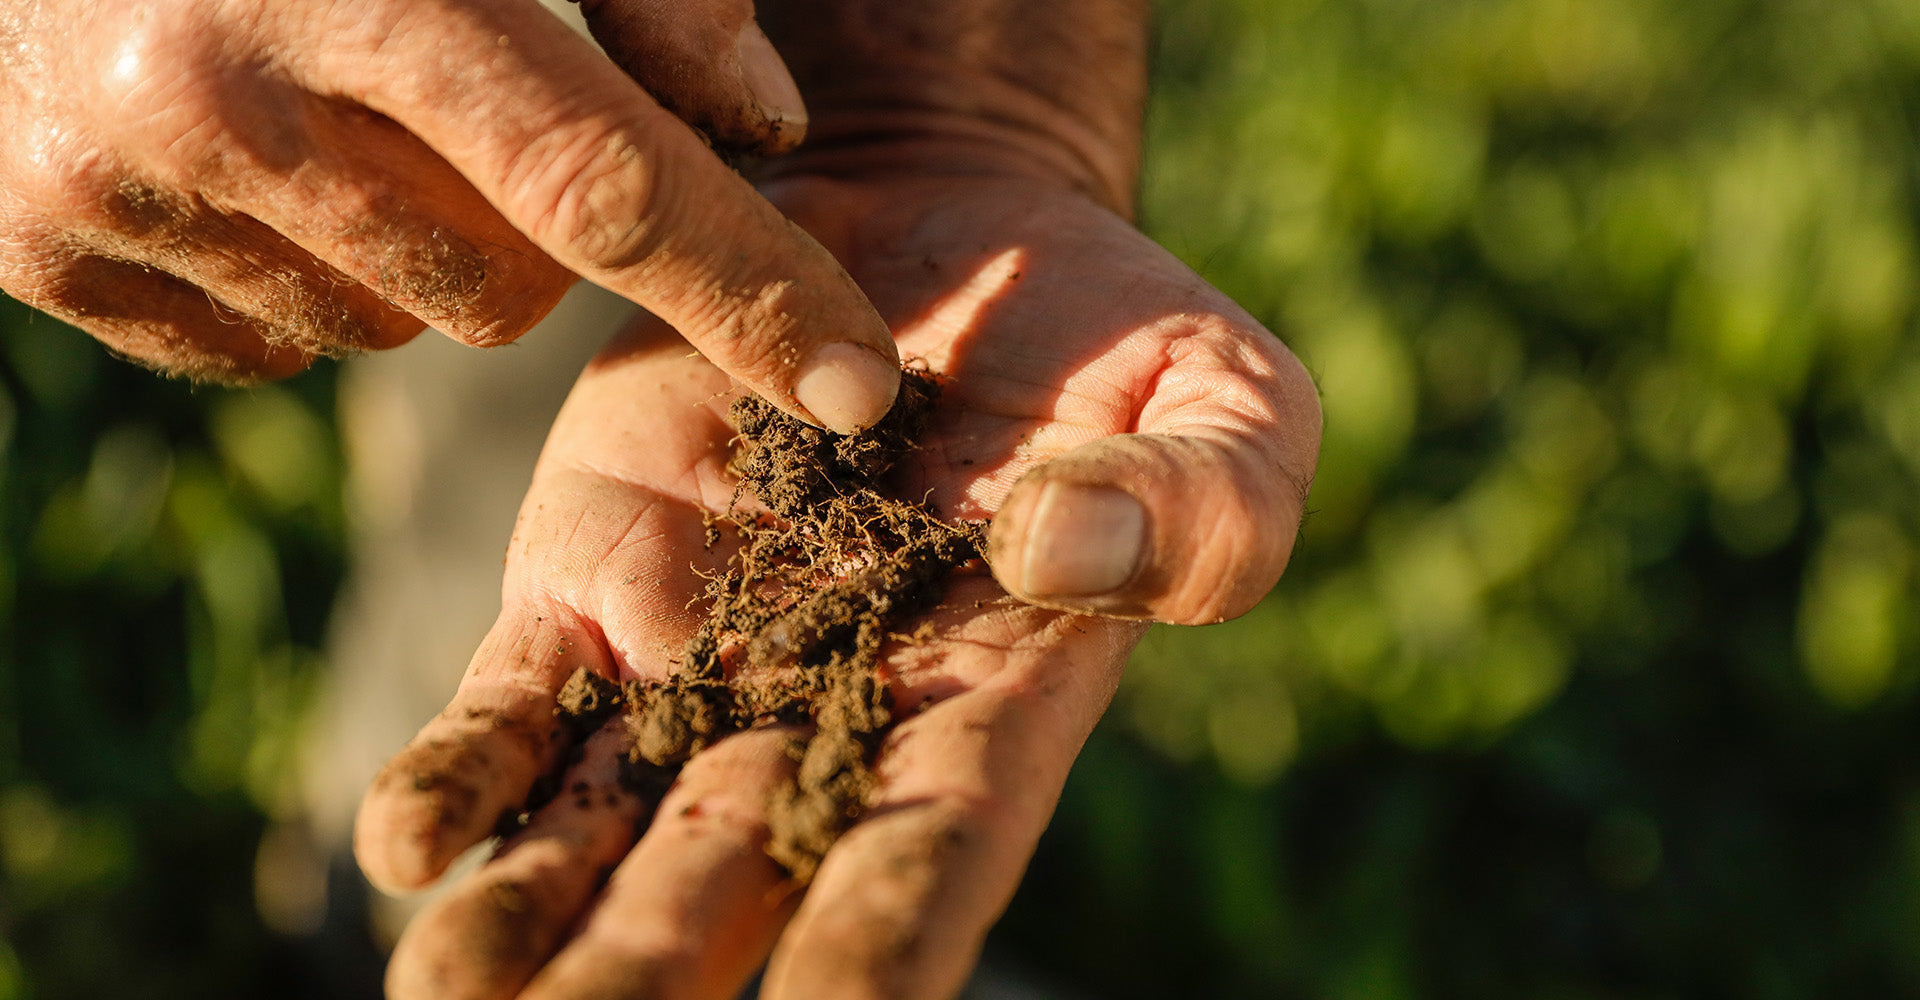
(367, 171, 1263, 999)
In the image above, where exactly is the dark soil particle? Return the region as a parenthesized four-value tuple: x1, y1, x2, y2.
(555, 669, 622, 736)
(546, 369, 985, 884)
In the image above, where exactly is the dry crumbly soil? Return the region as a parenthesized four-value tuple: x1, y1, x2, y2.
(541, 368, 986, 884)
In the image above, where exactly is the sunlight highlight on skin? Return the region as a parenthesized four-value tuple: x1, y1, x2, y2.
(899, 246, 1028, 373)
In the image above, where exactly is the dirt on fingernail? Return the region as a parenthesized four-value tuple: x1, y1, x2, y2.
(542, 368, 985, 884)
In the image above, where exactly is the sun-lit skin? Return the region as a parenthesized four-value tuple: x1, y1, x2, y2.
(0, 0, 1321, 993)
(359, 167, 1321, 999)
(0, 0, 901, 429)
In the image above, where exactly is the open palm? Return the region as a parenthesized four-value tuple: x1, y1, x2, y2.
(356, 168, 1320, 1000)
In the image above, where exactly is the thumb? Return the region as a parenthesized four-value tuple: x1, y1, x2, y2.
(576, 0, 807, 156)
(987, 428, 1318, 625)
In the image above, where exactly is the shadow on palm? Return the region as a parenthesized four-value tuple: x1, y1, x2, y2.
(361, 169, 1311, 1000)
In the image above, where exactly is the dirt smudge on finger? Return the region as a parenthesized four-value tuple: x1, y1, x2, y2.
(536, 369, 985, 884)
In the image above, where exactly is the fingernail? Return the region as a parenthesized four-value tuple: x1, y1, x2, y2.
(736, 23, 808, 128)
(1019, 483, 1146, 599)
(794, 342, 899, 435)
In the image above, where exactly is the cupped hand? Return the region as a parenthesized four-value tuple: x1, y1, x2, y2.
(355, 169, 1320, 999)
(0, 0, 899, 432)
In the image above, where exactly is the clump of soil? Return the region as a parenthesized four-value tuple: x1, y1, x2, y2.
(545, 369, 985, 884)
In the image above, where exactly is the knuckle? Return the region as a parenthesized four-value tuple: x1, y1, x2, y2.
(693, 274, 803, 353)
(0, 232, 88, 309)
(1160, 447, 1294, 625)
(91, 18, 304, 186)
(8, 132, 131, 231)
(502, 124, 663, 274)
(89, 23, 209, 160)
(5, 120, 208, 247)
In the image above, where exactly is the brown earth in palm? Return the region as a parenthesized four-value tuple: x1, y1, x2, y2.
(545, 368, 984, 884)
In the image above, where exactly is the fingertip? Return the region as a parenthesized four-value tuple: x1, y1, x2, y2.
(735, 22, 808, 152)
(352, 775, 453, 896)
(793, 342, 901, 435)
(432, 259, 574, 350)
(386, 726, 650, 1000)
(384, 839, 583, 1000)
(352, 827, 431, 897)
(353, 729, 529, 895)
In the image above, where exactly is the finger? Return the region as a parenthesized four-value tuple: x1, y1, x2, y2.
(579, 0, 808, 155)
(987, 331, 1323, 624)
(387, 725, 651, 1000)
(0, 242, 312, 382)
(519, 727, 800, 1000)
(87, 179, 429, 356)
(150, 212, 430, 358)
(0, 134, 418, 371)
(296, 0, 901, 434)
(85, 50, 571, 349)
(209, 98, 574, 349)
(762, 606, 1135, 1000)
(98, 0, 883, 427)
(355, 608, 615, 893)
(355, 464, 723, 893)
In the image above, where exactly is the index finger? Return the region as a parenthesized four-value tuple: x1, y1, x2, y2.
(290, 0, 899, 434)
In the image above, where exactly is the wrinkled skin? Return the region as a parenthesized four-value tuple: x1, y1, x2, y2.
(357, 167, 1322, 1000)
(0, 0, 900, 430)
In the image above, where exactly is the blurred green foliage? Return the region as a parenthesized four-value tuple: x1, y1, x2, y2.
(3, 0, 1920, 997)
(996, 0, 1920, 996)
(0, 297, 347, 998)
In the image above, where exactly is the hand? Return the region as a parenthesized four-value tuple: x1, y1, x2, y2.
(355, 169, 1320, 999)
(0, 0, 900, 432)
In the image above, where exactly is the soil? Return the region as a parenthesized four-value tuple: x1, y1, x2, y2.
(543, 369, 985, 884)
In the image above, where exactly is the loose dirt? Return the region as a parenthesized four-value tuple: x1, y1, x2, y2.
(544, 369, 985, 884)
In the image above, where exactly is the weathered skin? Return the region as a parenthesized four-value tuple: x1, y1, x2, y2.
(359, 0, 1321, 996)
(0, 0, 900, 430)
(361, 165, 1322, 999)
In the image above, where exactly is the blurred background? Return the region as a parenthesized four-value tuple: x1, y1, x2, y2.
(4, 0, 1920, 996)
